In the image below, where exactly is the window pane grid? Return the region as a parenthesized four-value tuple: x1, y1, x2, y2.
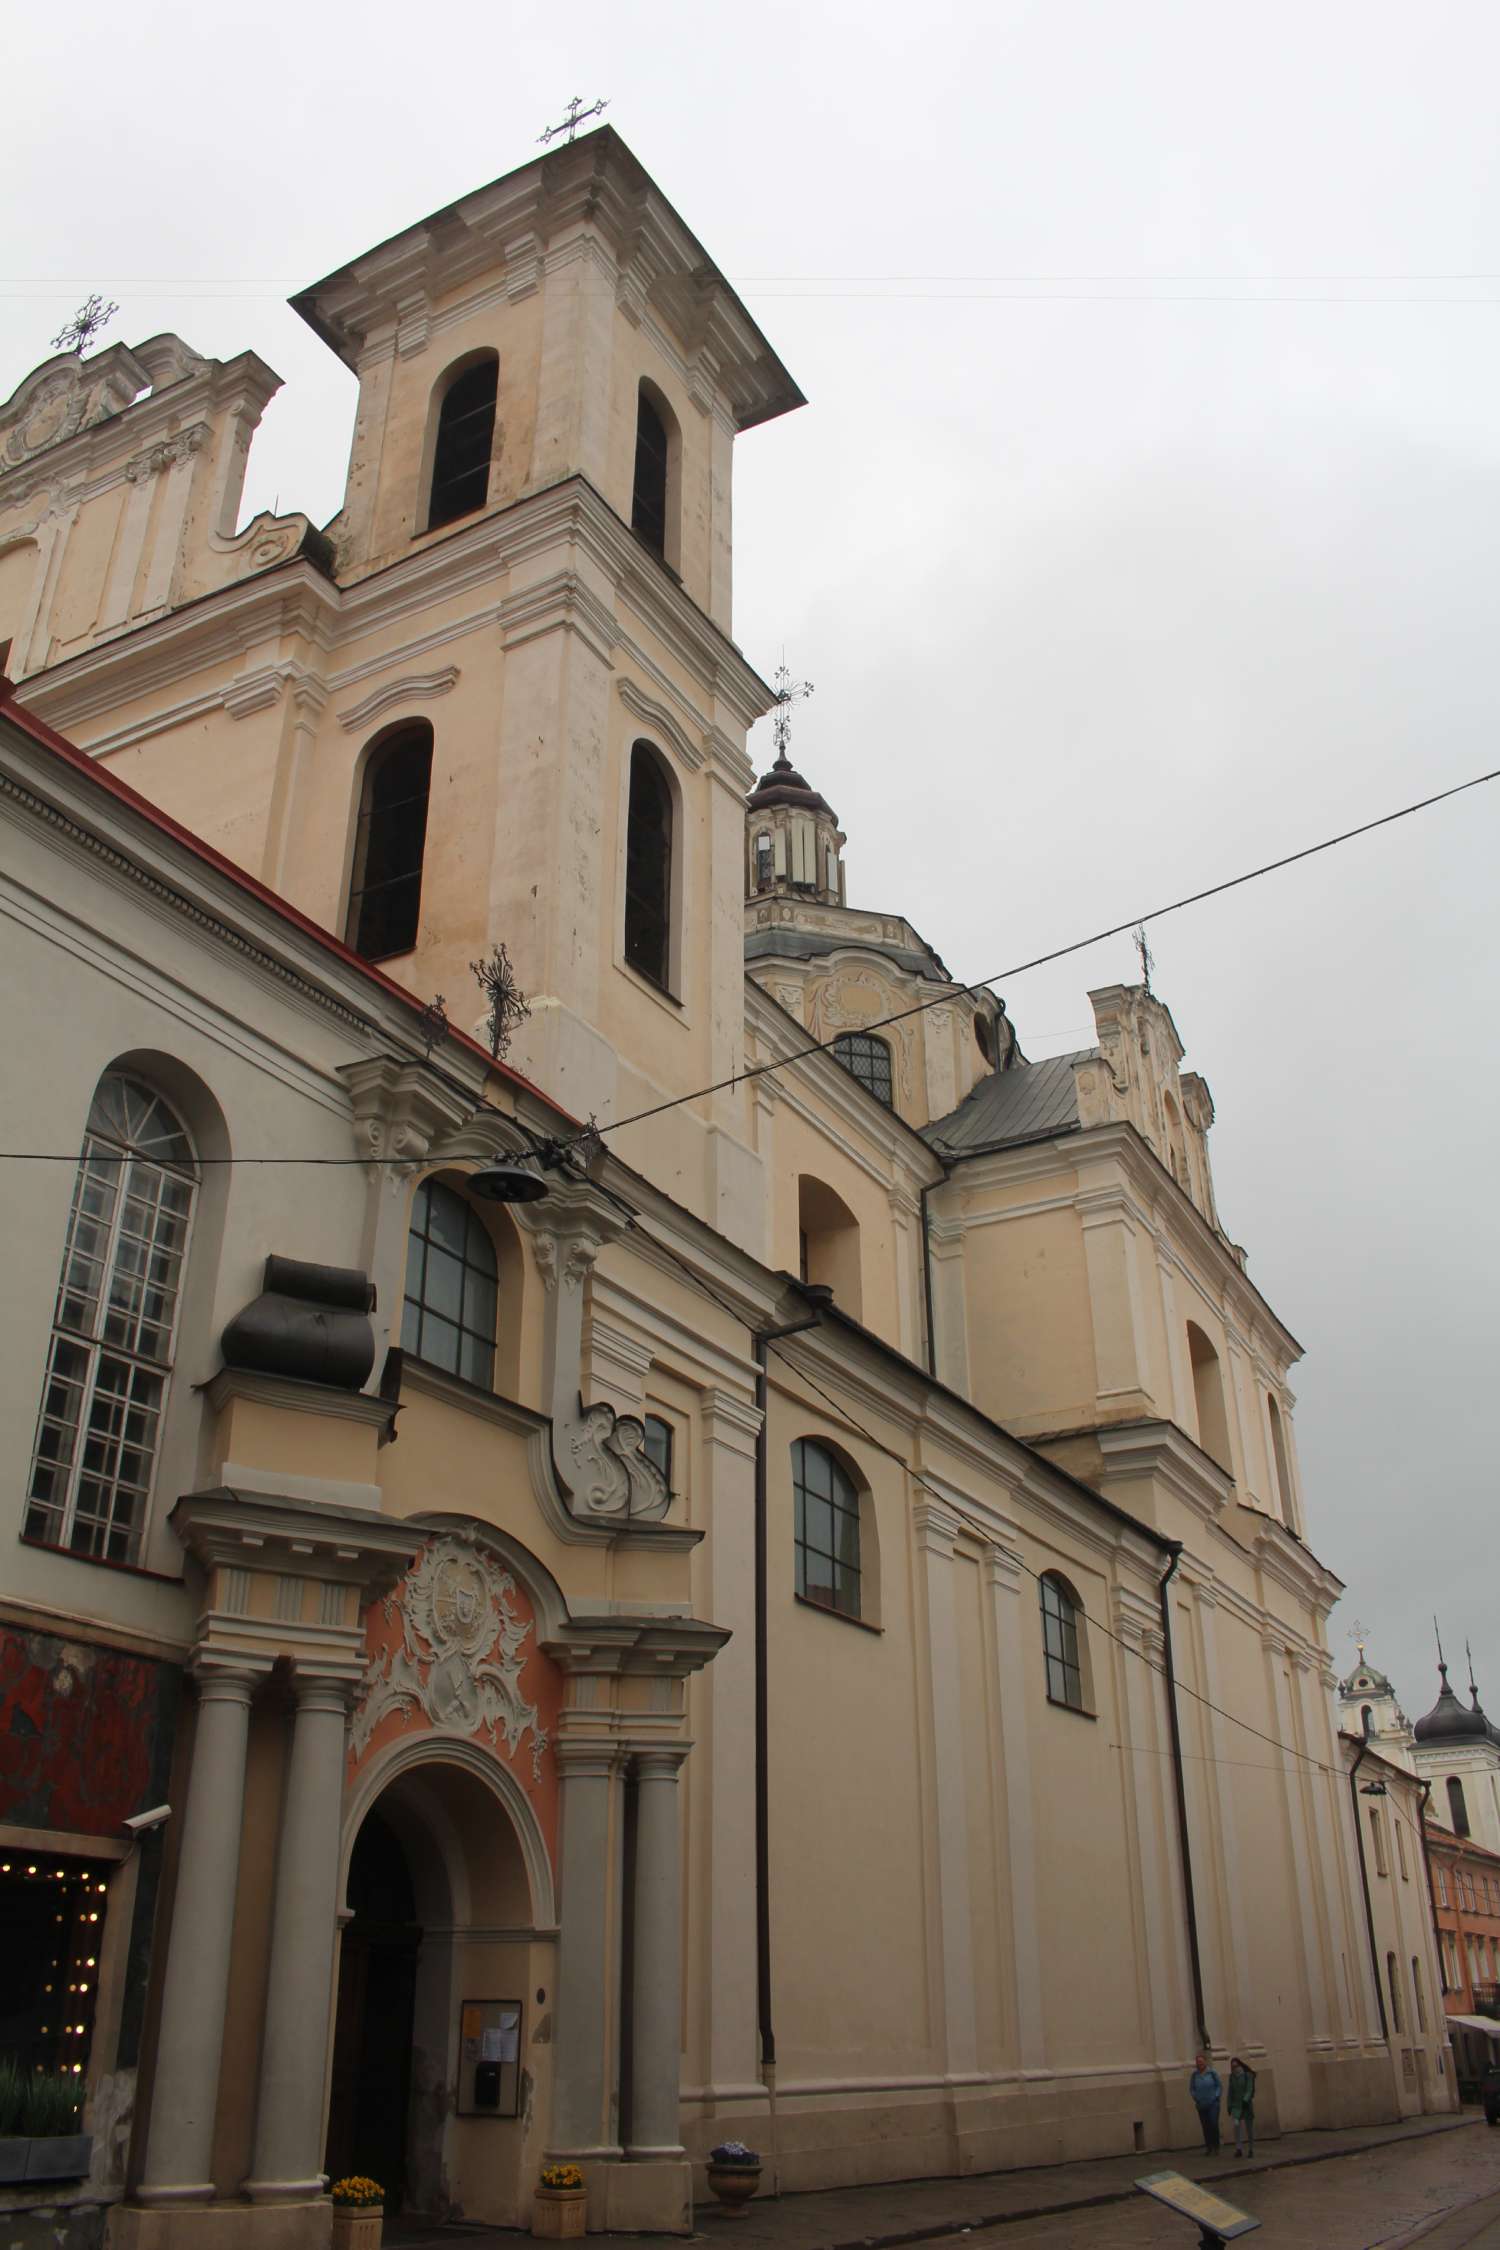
(793, 1440, 861, 1619)
(402, 1181, 498, 1388)
(27, 1078, 195, 1564)
(831, 1033, 894, 1108)
(1040, 1576, 1085, 1710)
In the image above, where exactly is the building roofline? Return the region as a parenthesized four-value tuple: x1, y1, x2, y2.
(291, 127, 804, 431)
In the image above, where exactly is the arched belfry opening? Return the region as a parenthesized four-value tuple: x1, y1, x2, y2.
(329, 1752, 547, 2223)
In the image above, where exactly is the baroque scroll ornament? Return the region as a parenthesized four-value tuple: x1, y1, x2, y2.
(351, 1532, 547, 1779)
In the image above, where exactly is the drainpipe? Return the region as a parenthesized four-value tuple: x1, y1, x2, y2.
(752, 1290, 830, 2077)
(1416, 1781, 1446, 1995)
(1349, 1739, 1390, 2041)
(1158, 1544, 1209, 2050)
(919, 1179, 939, 1378)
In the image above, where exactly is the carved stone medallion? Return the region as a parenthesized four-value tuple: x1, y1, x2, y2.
(351, 1530, 548, 1779)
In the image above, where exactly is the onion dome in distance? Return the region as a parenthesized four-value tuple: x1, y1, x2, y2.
(1413, 1661, 1494, 1746)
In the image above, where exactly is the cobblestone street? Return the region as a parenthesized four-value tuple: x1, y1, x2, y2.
(919, 2121, 1500, 2248)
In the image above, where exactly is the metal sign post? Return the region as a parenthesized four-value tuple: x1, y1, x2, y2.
(1135, 2169, 1262, 2247)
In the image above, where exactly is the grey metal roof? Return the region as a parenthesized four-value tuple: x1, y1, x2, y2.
(924, 1049, 1096, 1157)
(745, 928, 950, 983)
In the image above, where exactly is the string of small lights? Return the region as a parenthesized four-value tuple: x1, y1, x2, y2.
(0, 1854, 110, 2079)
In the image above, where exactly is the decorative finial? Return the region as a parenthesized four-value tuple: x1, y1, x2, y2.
(771, 659, 814, 769)
(470, 945, 531, 1060)
(1434, 1616, 1448, 1677)
(1133, 924, 1155, 994)
(51, 293, 118, 357)
(539, 96, 609, 146)
(416, 994, 448, 1058)
(1467, 1640, 1482, 1703)
(1348, 1618, 1370, 1664)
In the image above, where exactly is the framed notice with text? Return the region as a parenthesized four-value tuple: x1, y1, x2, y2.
(457, 1998, 523, 2118)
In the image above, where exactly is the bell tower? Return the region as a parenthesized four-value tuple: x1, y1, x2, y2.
(10, 130, 806, 1238)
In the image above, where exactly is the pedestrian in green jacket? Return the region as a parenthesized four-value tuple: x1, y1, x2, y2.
(1228, 2057, 1256, 2157)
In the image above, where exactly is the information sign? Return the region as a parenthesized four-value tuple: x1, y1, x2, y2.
(1135, 2169, 1261, 2241)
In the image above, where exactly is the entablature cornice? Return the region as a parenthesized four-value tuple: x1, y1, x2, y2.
(542, 1613, 730, 1678)
(1094, 1417, 1234, 1524)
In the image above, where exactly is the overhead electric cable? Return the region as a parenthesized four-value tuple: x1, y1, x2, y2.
(0, 758, 1494, 1170)
(579, 761, 1500, 1148)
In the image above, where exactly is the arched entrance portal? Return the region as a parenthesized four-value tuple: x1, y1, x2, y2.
(327, 1751, 554, 2224)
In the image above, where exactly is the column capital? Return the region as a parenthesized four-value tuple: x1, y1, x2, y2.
(555, 1738, 625, 1780)
(633, 1746, 690, 1781)
(292, 1677, 353, 1718)
(190, 1662, 259, 1703)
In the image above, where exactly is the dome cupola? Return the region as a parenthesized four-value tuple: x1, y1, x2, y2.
(745, 664, 846, 906)
(1413, 1659, 1494, 1746)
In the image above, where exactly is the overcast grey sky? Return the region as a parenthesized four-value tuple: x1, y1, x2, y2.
(4, 0, 1495, 1721)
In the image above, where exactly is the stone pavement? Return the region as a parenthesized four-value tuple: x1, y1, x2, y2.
(385, 2110, 1487, 2248)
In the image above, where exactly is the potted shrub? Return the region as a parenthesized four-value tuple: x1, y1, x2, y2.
(705, 2141, 761, 2215)
(0, 2063, 91, 2185)
(532, 2161, 587, 2239)
(329, 2176, 383, 2250)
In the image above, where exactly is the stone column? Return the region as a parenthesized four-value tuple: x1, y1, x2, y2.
(987, 1532, 1045, 2071)
(914, 1498, 977, 2077)
(627, 1748, 689, 2158)
(138, 1667, 257, 2202)
(245, 1680, 351, 2202)
(551, 1742, 623, 2157)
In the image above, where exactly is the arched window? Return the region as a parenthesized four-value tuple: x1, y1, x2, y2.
(427, 356, 498, 530)
(401, 1179, 498, 1388)
(1187, 1321, 1232, 1474)
(792, 1439, 862, 1619)
(797, 1175, 862, 1318)
(753, 829, 773, 890)
(1039, 1573, 1089, 1712)
(1412, 1955, 1429, 2034)
(26, 1073, 198, 1563)
(631, 384, 674, 560)
(1361, 1705, 1374, 1738)
(624, 742, 673, 988)
(1448, 1776, 1470, 1836)
(347, 723, 433, 961)
(1267, 1395, 1296, 1526)
(831, 1032, 894, 1109)
(643, 1413, 674, 1486)
(1386, 1952, 1404, 2034)
(1369, 1808, 1388, 1875)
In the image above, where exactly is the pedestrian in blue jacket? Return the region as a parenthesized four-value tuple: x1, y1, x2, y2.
(1189, 2053, 1223, 2154)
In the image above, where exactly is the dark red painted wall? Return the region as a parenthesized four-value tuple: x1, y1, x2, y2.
(0, 1625, 179, 1836)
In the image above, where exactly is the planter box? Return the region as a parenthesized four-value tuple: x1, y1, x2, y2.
(532, 2187, 588, 2240)
(330, 2205, 382, 2250)
(706, 2163, 760, 2216)
(0, 2140, 29, 2185)
(15, 2135, 92, 2184)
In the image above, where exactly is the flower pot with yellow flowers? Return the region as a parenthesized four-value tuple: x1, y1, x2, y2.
(532, 2161, 588, 2239)
(330, 2177, 384, 2250)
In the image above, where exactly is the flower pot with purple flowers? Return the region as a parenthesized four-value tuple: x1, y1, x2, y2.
(705, 2142, 761, 2215)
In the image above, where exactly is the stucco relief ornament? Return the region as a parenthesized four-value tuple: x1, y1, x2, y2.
(351, 1532, 548, 1780)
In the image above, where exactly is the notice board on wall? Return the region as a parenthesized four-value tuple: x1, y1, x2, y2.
(458, 1999, 523, 2117)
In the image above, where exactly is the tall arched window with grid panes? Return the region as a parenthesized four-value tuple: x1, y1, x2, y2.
(26, 1073, 198, 1563)
(401, 1178, 498, 1388)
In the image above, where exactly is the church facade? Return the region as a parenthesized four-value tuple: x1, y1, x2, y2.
(0, 128, 1450, 2250)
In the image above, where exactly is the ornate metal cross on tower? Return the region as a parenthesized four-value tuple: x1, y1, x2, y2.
(539, 96, 609, 146)
(470, 944, 531, 1060)
(1133, 923, 1155, 994)
(771, 660, 814, 769)
(51, 293, 118, 357)
(1347, 1618, 1371, 1663)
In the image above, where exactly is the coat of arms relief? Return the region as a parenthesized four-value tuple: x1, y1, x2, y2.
(351, 1531, 548, 1781)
